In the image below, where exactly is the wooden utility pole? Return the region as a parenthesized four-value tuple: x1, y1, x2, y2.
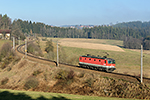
(141, 44, 143, 83)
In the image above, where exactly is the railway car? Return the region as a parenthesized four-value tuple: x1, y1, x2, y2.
(79, 54, 116, 72)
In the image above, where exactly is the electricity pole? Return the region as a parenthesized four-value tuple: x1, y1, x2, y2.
(25, 39, 27, 58)
(57, 41, 59, 66)
(18, 36, 20, 45)
(13, 37, 15, 50)
(141, 44, 143, 83)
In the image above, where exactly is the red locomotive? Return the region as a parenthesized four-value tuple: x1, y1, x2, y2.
(79, 54, 116, 72)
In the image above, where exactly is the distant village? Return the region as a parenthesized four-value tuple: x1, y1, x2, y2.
(57, 24, 111, 29)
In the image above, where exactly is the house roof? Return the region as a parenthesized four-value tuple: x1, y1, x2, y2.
(0, 29, 11, 33)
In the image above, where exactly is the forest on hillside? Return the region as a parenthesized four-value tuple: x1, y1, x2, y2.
(1, 14, 150, 49)
(113, 21, 150, 29)
(10, 19, 150, 40)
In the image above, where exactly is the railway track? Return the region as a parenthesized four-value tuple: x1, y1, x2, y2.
(16, 42, 150, 85)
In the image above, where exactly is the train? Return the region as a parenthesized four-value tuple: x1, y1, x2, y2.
(79, 54, 116, 72)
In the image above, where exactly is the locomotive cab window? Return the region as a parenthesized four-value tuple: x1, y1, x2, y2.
(94, 59, 96, 61)
(99, 60, 101, 62)
(80, 57, 82, 60)
(112, 60, 115, 64)
(108, 60, 112, 64)
(105, 60, 106, 63)
(89, 58, 91, 60)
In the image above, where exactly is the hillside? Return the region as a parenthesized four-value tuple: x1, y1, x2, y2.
(113, 21, 150, 29)
(0, 40, 12, 48)
(0, 38, 150, 99)
(0, 58, 150, 99)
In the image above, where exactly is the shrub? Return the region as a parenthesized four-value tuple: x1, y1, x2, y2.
(46, 51, 55, 60)
(55, 69, 68, 80)
(1, 77, 9, 85)
(27, 42, 43, 57)
(0, 43, 12, 61)
(83, 78, 94, 87)
(77, 72, 85, 78)
(45, 39, 54, 53)
(55, 69, 75, 81)
(32, 69, 42, 76)
(55, 69, 75, 86)
(24, 76, 39, 90)
(1, 62, 6, 69)
(42, 38, 47, 41)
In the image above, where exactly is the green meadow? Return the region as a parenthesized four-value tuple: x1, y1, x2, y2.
(0, 89, 141, 100)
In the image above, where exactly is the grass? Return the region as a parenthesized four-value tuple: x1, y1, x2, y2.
(0, 39, 12, 48)
(39, 38, 150, 78)
(0, 89, 141, 100)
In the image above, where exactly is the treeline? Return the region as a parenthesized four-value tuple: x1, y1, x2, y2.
(113, 21, 150, 29)
(1, 14, 150, 41)
(1, 14, 150, 49)
(123, 36, 150, 50)
(0, 14, 11, 29)
(14, 19, 150, 50)
(0, 14, 25, 40)
(12, 19, 150, 40)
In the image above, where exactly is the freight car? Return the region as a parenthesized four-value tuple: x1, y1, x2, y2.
(79, 54, 116, 72)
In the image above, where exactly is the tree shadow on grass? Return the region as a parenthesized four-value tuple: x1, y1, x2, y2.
(0, 91, 70, 100)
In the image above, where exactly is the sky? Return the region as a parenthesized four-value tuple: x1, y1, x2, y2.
(0, 0, 150, 26)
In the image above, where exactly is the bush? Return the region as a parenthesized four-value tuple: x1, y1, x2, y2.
(55, 69, 75, 86)
(32, 69, 42, 76)
(55, 69, 75, 81)
(24, 76, 39, 90)
(45, 39, 54, 53)
(83, 78, 94, 87)
(0, 55, 18, 69)
(46, 51, 55, 60)
(1, 77, 9, 85)
(77, 72, 85, 78)
(27, 42, 43, 57)
(0, 43, 12, 61)
(42, 38, 47, 41)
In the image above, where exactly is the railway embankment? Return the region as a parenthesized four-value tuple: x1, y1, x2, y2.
(0, 58, 150, 99)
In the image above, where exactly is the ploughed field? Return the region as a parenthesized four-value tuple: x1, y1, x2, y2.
(59, 38, 124, 52)
(40, 37, 150, 78)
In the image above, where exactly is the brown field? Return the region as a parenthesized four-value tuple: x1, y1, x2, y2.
(59, 38, 124, 52)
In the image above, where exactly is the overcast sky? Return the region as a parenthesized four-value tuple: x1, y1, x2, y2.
(0, 0, 150, 26)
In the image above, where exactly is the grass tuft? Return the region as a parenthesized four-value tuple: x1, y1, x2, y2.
(24, 76, 39, 90)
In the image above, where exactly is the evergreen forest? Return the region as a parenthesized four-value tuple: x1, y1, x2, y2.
(1, 14, 150, 49)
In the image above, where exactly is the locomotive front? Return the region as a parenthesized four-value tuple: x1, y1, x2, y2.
(79, 55, 116, 72)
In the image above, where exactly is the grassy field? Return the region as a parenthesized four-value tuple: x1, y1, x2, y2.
(39, 37, 150, 78)
(0, 39, 12, 48)
(0, 89, 140, 100)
